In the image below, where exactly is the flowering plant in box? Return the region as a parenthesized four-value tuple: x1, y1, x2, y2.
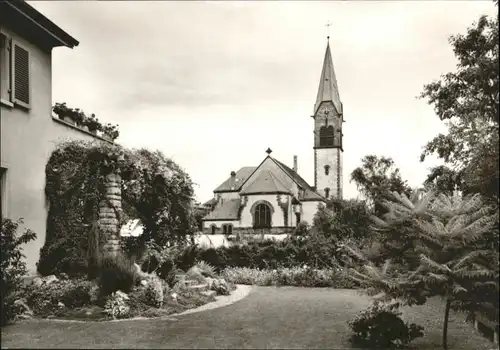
(83, 113, 102, 133)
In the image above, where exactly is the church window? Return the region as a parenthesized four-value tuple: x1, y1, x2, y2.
(222, 224, 233, 234)
(319, 125, 334, 147)
(324, 187, 330, 199)
(295, 213, 301, 226)
(211, 225, 217, 235)
(324, 165, 330, 175)
(254, 203, 272, 228)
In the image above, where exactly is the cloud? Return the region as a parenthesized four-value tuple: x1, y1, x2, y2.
(30, 0, 497, 201)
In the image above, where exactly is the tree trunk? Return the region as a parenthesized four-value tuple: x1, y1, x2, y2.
(98, 172, 122, 257)
(442, 298, 452, 349)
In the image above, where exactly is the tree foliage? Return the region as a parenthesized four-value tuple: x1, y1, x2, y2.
(316, 197, 374, 243)
(420, 6, 499, 202)
(350, 155, 412, 216)
(346, 191, 499, 349)
(1, 218, 37, 326)
(38, 140, 195, 276)
(121, 148, 195, 248)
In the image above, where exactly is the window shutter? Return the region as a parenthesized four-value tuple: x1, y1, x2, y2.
(12, 42, 30, 108)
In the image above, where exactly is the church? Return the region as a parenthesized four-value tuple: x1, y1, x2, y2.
(202, 39, 344, 235)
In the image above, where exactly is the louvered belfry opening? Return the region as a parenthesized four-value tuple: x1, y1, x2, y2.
(13, 43, 29, 106)
(319, 125, 334, 147)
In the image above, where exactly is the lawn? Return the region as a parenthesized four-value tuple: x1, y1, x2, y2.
(1, 287, 494, 349)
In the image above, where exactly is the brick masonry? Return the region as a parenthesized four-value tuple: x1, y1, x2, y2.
(99, 172, 122, 256)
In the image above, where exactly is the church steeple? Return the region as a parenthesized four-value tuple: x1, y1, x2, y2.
(314, 39, 342, 116)
(312, 37, 344, 200)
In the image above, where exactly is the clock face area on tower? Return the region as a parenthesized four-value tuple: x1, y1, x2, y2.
(318, 104, 334, 119)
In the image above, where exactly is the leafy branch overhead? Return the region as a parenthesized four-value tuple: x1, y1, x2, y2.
(350, 155, 412, 216)
(39, 140, 196, 276)
(420, 11, 499, 200)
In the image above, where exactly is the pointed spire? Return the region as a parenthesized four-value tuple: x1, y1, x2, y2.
(314, 40, 342, 115)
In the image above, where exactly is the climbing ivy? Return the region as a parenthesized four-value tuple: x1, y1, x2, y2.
(38, 140, 195, 277)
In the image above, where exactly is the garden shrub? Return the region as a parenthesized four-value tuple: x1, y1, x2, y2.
(98, 254, 138, 296)
(103, 291, 130, 319)
(194, 261, 217, 278)
(24, 278, 94, 316)
(175, 245, 201, 272)
(186, 266, 206, 284)
(211, 279, 230, 296)
(60, 279, 94, 309)
(1, 218, 37, 326)
(174, 233, 348, 273)
(348, 300, 424, 349)
(198, 249, 228, 272)
(175, 288, 213, 308)
(144, 276, 164, 308)
(221, 267, 359, 288)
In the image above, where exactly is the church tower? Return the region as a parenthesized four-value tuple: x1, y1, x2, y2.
(312, 38, 343, 200)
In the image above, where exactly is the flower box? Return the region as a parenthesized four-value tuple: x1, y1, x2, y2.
(63, 116, 75, 125)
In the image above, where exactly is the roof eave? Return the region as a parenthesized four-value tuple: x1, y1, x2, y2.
(7, 0, 79, 48)
(213, 189, 240, 194)
(240, 191, 291, 196)
(301, 198, 327, 202)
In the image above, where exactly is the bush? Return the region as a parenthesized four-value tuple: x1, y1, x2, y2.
(24, 278, 95, 316)
(221, 266, 359, 288)
(195, 261, 217, 278)
(211, 278, 230, 296)
(103, 291, 130, 319)
(186, 266, 206, 284)
(173, 234, 347, 272)
(1, 218, 37, 326)
(98, 254, 138, 297)
(348, 300, 424, 349)
(60, 279, 94, 308)
(144, 276, 164, 308)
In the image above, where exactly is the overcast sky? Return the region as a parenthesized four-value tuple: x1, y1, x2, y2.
(30, 1, 497, 203)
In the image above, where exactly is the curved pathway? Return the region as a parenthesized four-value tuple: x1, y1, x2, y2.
(0, 287, 492, 349)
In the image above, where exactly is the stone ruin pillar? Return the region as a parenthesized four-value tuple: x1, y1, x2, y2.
(99, 172, 122, 257)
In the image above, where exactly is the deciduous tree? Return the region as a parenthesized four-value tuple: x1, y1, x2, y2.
(420, 3, 499, 202)
(350, 155, 412, 216)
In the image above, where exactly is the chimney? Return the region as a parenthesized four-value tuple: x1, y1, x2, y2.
(293, 155, 298, 173)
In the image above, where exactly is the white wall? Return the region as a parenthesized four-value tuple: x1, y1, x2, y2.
(301, 201, 323, 226)
(240, 193, 291, 227)
(203, 220, 240, 229)
(1, 26, 108, 274)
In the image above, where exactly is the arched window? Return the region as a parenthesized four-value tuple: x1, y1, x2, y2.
(211, 225, 217, 235)
(319, 125, 334, 147)
(254, 203, 272, 228)
(324, 165, 330, 175)
(222, 225, 227, 234)
(324, 187, 330, 199)
(227, 224, 233, 234)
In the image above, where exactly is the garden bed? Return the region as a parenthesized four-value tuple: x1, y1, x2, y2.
(13, 267, 235, 323)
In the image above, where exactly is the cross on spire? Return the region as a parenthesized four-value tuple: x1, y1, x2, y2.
(325, 21, 332, 40)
